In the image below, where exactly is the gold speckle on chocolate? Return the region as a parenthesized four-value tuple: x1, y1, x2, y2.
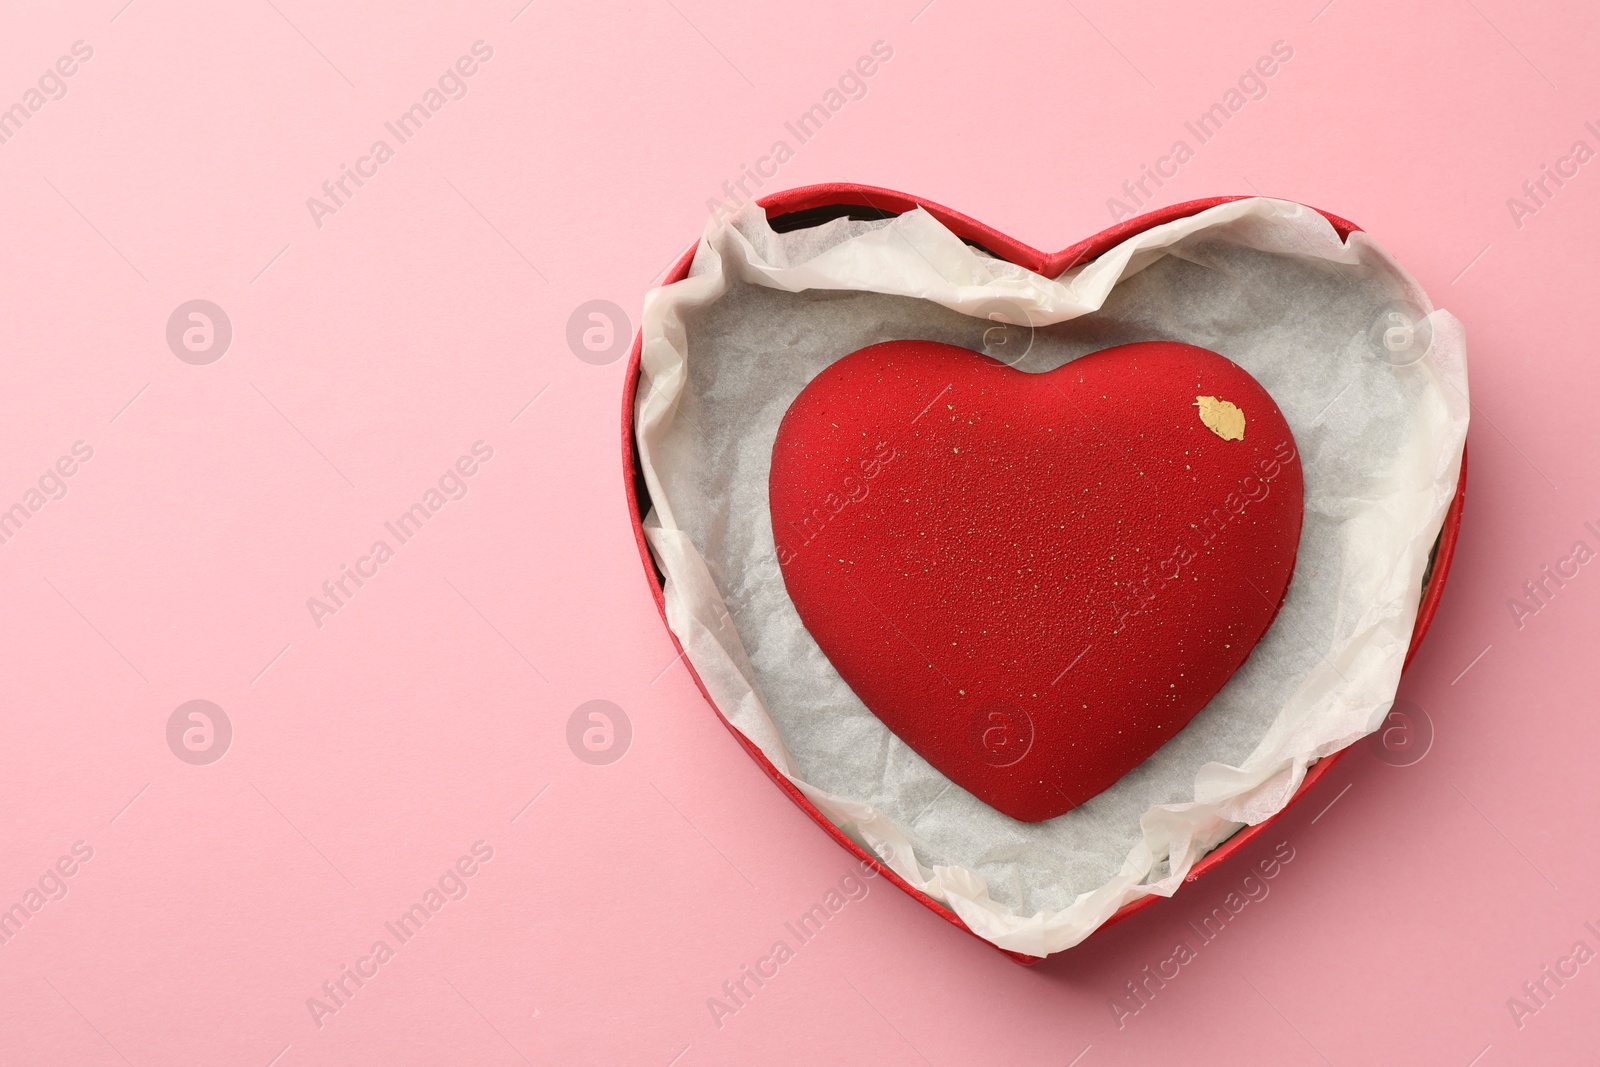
(1193, 395, 1246, 441)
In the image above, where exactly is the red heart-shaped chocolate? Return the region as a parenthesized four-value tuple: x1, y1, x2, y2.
(769, 339, 1304, 822)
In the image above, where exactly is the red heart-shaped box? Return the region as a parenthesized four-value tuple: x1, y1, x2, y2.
(621, 185, 1467, 963)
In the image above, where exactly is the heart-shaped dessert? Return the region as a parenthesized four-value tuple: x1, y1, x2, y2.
(770, 339, 1304, 822)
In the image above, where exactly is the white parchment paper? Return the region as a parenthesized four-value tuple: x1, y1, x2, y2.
(634, 197, 1468, 956)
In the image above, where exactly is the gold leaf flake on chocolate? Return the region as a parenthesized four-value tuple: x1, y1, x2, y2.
(1193, 395, 1245, 441)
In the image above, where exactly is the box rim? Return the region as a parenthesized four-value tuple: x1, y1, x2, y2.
(618, 183, 1468, 963)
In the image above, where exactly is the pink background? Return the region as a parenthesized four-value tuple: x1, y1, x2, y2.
(0, 0, 1595, 1063)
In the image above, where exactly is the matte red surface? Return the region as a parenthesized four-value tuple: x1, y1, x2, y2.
(769, 340, 1304, 822)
